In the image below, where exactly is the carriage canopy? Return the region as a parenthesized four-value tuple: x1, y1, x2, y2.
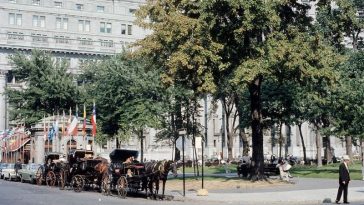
(68, 149, 94, 164)
(109, 149, 138, 162)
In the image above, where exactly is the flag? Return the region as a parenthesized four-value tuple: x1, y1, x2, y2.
(67, 117, 78, 136)
(43, 114, 46, 141)
(61, 110, 65, 136)
(54, 115, 59, 138)
(48, 123, 54, 141)
(72, 105, 79, 136)
(82, 104, 86, 136)
(66, 107, 72, 134)
(91, 101, 96, 137)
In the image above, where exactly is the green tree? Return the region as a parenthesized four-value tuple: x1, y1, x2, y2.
(80, 53, 167, 161)
(135, 0, 339, 180)
(6, 50, 79, 126)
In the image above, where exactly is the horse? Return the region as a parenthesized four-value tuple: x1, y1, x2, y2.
(94, 157, 110, 194)
(156, 160, 177, 198)
(143, 160, 162, 199)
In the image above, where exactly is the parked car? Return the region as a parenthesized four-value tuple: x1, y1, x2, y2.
(2, 163, 17, 181)
(0, 163, 7, 179)
(19, 163, 41, 183)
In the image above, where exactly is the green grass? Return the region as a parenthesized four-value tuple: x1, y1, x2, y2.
(183, 164, 237, 174)
(180, 162, 364, 180)
(291, 162, 363, 180)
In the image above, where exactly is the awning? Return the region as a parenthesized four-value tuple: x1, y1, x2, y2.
(9, 136, 30, 152)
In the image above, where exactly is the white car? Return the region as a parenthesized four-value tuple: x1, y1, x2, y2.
(2, 163, 18, 181)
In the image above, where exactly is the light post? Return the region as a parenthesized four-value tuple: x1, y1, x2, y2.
(178, 129, 186, 197)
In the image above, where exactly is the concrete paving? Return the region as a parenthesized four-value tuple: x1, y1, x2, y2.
(167, 178, 364, 205)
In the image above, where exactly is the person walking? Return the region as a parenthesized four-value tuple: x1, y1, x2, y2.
(335, 155, 350, 204)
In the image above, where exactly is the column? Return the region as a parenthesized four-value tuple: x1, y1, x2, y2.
(0, 70, 7, 131)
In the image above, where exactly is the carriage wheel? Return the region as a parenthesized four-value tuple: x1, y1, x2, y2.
(101, 175, 110, 196)
(35, 167, 43, 186)
(117, 176, 128, 198)
(72, 175, 84, 192)
(46, 171, 56, 186)
(59, 169, 66, 190)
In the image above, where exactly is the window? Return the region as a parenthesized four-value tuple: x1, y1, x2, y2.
(97, 6, 104, 12)
(54, 35, 70, 44)
(7, 32, 24, 40)
(9, 13, 22, 26)
(54, 1, 62, 8)
(31, 33, 48, 42)
(100, 22, 111, 33)
(100, 39, 113, 47)
(129, 8, 136, 14)
(16, 14, 22, 26)
(78, 37, 93, 46)
(32, 0, 40, 5)
(121, 24, 126, 35)
(127, 25, 132, 35)
(33, 15, 45, 27)
(78, 20, 90, 32)
(9, 13, 15, 25)
(56, 17, 68, 30)
(76, 4, 84, 10)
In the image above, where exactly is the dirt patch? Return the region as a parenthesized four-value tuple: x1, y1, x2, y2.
(165, 178, 290, 191)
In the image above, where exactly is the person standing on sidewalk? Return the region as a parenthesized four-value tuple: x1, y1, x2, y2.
(335, 155, 350, 204)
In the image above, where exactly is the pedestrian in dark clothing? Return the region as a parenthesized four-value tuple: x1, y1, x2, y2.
(335, 155, 350, 204)
(14, 159, 22, 180)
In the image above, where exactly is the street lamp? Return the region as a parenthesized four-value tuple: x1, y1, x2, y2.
(178, 128, 186, 197)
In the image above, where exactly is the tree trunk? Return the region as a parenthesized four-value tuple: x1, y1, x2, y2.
(249, 75, 265, 180)
(298, 123, 307, 164)
(324, 135, 332, 164)
(222, 98, 234, 161)
(240, 130, 249, 156)
(140, 130, 144, 163)
(315, 124, 322, 167)
(278, 122, 283, 158)
(346, 136, 352, 160)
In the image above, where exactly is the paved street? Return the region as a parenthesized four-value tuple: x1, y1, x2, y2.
(1, 177, 364, 205)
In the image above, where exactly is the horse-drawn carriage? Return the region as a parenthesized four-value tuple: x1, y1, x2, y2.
(99, 149, 177, 199)
(35, 152, 65, 186)
(101, 149, 150, 198)
(59, 149, 105, 192)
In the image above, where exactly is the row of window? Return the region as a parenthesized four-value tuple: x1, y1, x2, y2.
(8, 0, 136, 14)
(6, 31, 133, 48)
(9, 13, 133, 35)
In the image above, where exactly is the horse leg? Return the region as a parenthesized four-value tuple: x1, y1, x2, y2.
(162, 179, 166, 198)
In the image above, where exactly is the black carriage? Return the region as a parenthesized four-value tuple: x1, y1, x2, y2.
(101, 149, 152, 198)
(35, 152, 65, 186)
(59, 149, 103, 192)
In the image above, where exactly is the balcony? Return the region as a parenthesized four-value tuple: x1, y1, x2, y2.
(0, 29, 129, 55)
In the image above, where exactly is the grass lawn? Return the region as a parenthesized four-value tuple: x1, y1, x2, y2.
(291, 162, 363, 180)
(180, 161, 363, 180)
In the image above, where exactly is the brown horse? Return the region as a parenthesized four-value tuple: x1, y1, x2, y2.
(94, 157, 109, 193)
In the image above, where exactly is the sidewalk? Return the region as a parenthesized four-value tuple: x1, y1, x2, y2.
(167, 178, 364, 204)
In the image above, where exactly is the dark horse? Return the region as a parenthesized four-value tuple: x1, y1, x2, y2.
(145, 160, 177, 199)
